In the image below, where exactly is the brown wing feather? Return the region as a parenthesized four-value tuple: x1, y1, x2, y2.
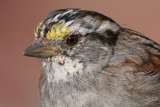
(105, 28, 160, 106)
(125, 29, 160, 106)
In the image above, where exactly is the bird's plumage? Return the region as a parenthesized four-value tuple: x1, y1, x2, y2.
(24, 9, 160, 107)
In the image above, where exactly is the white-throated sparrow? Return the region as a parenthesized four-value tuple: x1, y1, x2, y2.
(24, 9, 160, 107)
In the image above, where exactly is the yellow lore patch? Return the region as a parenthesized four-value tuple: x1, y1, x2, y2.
(46, 21, 71, 39)
(34, 22, 42, 37)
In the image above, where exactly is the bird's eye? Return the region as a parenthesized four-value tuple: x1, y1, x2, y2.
(66, 35, 78, 46)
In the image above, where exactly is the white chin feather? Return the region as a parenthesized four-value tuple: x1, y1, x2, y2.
(42, 55, 84, 82)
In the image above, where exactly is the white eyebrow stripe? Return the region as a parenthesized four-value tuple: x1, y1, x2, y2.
(64, 20, 75, 27)
(51, 14, 61, 22)
(60, 9, 73, 17)
(61, 9, 80, 17)
(96, 21, 120, 33)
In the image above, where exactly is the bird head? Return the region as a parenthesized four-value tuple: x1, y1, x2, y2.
(24, 9, 120, 63)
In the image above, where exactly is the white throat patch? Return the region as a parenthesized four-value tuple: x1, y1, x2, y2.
(42, 55, 84, 82)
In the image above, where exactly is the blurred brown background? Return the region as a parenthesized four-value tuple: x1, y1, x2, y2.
(0, 0, 159, 107)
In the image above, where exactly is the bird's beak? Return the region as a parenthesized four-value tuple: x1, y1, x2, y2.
(23, 42, 61, 58)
